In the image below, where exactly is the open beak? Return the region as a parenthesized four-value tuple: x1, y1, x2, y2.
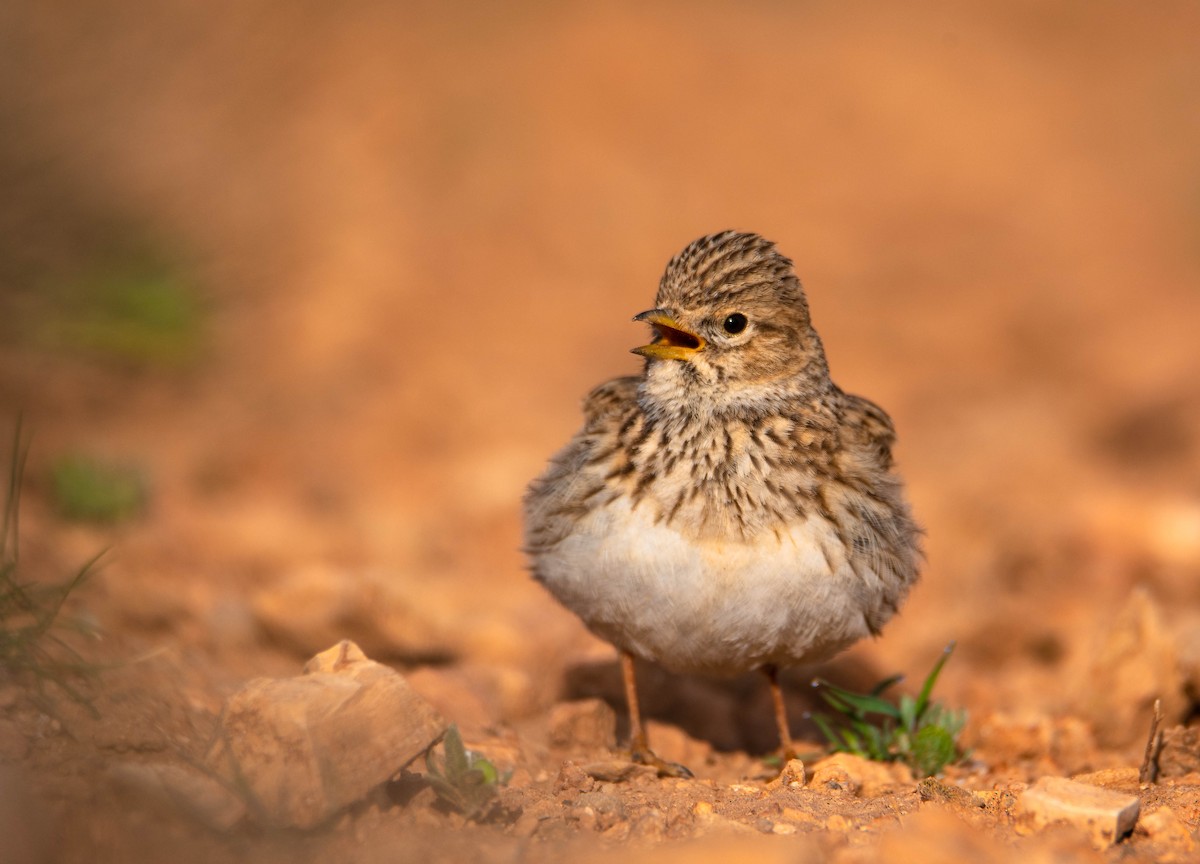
(631, 309, 705, 361)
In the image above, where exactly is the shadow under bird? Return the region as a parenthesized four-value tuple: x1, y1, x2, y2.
(523, 231, 921, 776)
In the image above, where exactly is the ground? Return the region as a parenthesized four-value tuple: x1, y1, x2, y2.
(1, 3, 1199, 862)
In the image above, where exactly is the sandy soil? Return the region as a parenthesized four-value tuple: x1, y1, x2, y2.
(1, 3, 1199, 862)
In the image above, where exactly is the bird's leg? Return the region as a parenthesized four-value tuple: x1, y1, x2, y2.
(764, 664, 798, 762)
(621, 650, 650, 758)
(620, 650, 693, 778)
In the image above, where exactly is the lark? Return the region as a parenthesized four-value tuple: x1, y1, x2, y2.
(524, 231, 921, 775)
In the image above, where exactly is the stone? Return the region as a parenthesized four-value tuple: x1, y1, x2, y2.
(808, 752, 908, 796)
(547, 699, 617, 751)
(574, 790, 625, 830)
(769, 758, 806, 789)
(1138, 807, 1196, 859)
(1016, 775, 1139, 848)
(205, 640, 446, 828)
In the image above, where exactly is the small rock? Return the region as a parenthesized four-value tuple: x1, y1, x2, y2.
(548, 699, 617, 751)
(109, 763, 246, 831)
(206, 640, 446, 828)
(824, 813, 852, 832)
(568, 804, 598, 831)
(1017, 775, 1139, 848)
(916, 777, 980, 808)
(770, 758, 806, 788)
(555, 761, 596, 793)
(629, 807, 667, 840)
(1138, 807, 1196, 858)
(575, 791, 625, 829)
(509, 796, 559, 838)
(808, 752, 904, 796)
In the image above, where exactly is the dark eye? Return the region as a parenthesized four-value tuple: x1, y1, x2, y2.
(723, 313, 748, 334)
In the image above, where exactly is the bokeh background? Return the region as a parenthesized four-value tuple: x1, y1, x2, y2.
(2, 0, 1199, 809)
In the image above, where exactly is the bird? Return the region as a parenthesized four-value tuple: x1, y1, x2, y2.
(523, 231, 921, 775)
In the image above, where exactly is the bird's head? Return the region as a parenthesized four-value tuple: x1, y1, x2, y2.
(633, 231, 830, 415)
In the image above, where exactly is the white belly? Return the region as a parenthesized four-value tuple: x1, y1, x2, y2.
(534, 497, 877, 675)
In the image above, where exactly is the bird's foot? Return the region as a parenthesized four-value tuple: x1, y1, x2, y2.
(631, 747, 694, 779)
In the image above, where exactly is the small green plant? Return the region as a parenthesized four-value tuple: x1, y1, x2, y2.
(50, 454, 146, 524)
(810, 642, 966, 777)
(1, 423, 100, 708)
(424, 725, 506, 820)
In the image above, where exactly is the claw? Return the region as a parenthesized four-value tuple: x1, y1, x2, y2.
(631, 748, 694, 779)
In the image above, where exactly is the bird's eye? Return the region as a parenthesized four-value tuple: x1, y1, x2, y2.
(723, 313, 748, 334)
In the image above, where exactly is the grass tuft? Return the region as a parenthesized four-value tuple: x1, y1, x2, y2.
(1, 421, 101, 710)
(424, 725, 507, 820)
(809, 642, 967, 777)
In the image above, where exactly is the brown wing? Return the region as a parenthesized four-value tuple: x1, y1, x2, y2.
(580, 375, 640, 432)
(839, 391, 897, 470)
(522, 375, 640, 559)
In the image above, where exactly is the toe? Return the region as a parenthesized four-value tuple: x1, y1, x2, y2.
(631, 748, 694, 779)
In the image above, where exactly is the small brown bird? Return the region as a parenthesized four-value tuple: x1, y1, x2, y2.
(523, 231, 920, 774)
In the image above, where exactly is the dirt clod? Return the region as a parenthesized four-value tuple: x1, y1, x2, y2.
(204, 641, 446, 828)
(1017, 776, 1140, 848)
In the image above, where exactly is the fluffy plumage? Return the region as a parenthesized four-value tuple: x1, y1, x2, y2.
(523, 231, 921, 766)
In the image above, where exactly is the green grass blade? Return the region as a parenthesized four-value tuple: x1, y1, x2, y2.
(814, 678, 903, 719)
(869, 673, 904, 698)
(915, 642, 956, 719)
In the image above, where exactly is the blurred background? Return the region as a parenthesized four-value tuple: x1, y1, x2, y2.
(1, 0, 1198, 756)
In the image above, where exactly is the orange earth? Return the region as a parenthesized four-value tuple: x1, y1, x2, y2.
(1, 3, 1199, 862)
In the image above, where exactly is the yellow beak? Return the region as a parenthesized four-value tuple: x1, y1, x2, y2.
(631, 309, 705, 361)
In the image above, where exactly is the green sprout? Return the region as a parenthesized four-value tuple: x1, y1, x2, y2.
(1, 422, 101, 709)
(810, 642, 966, 777)
(424, 725, 506, 820)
